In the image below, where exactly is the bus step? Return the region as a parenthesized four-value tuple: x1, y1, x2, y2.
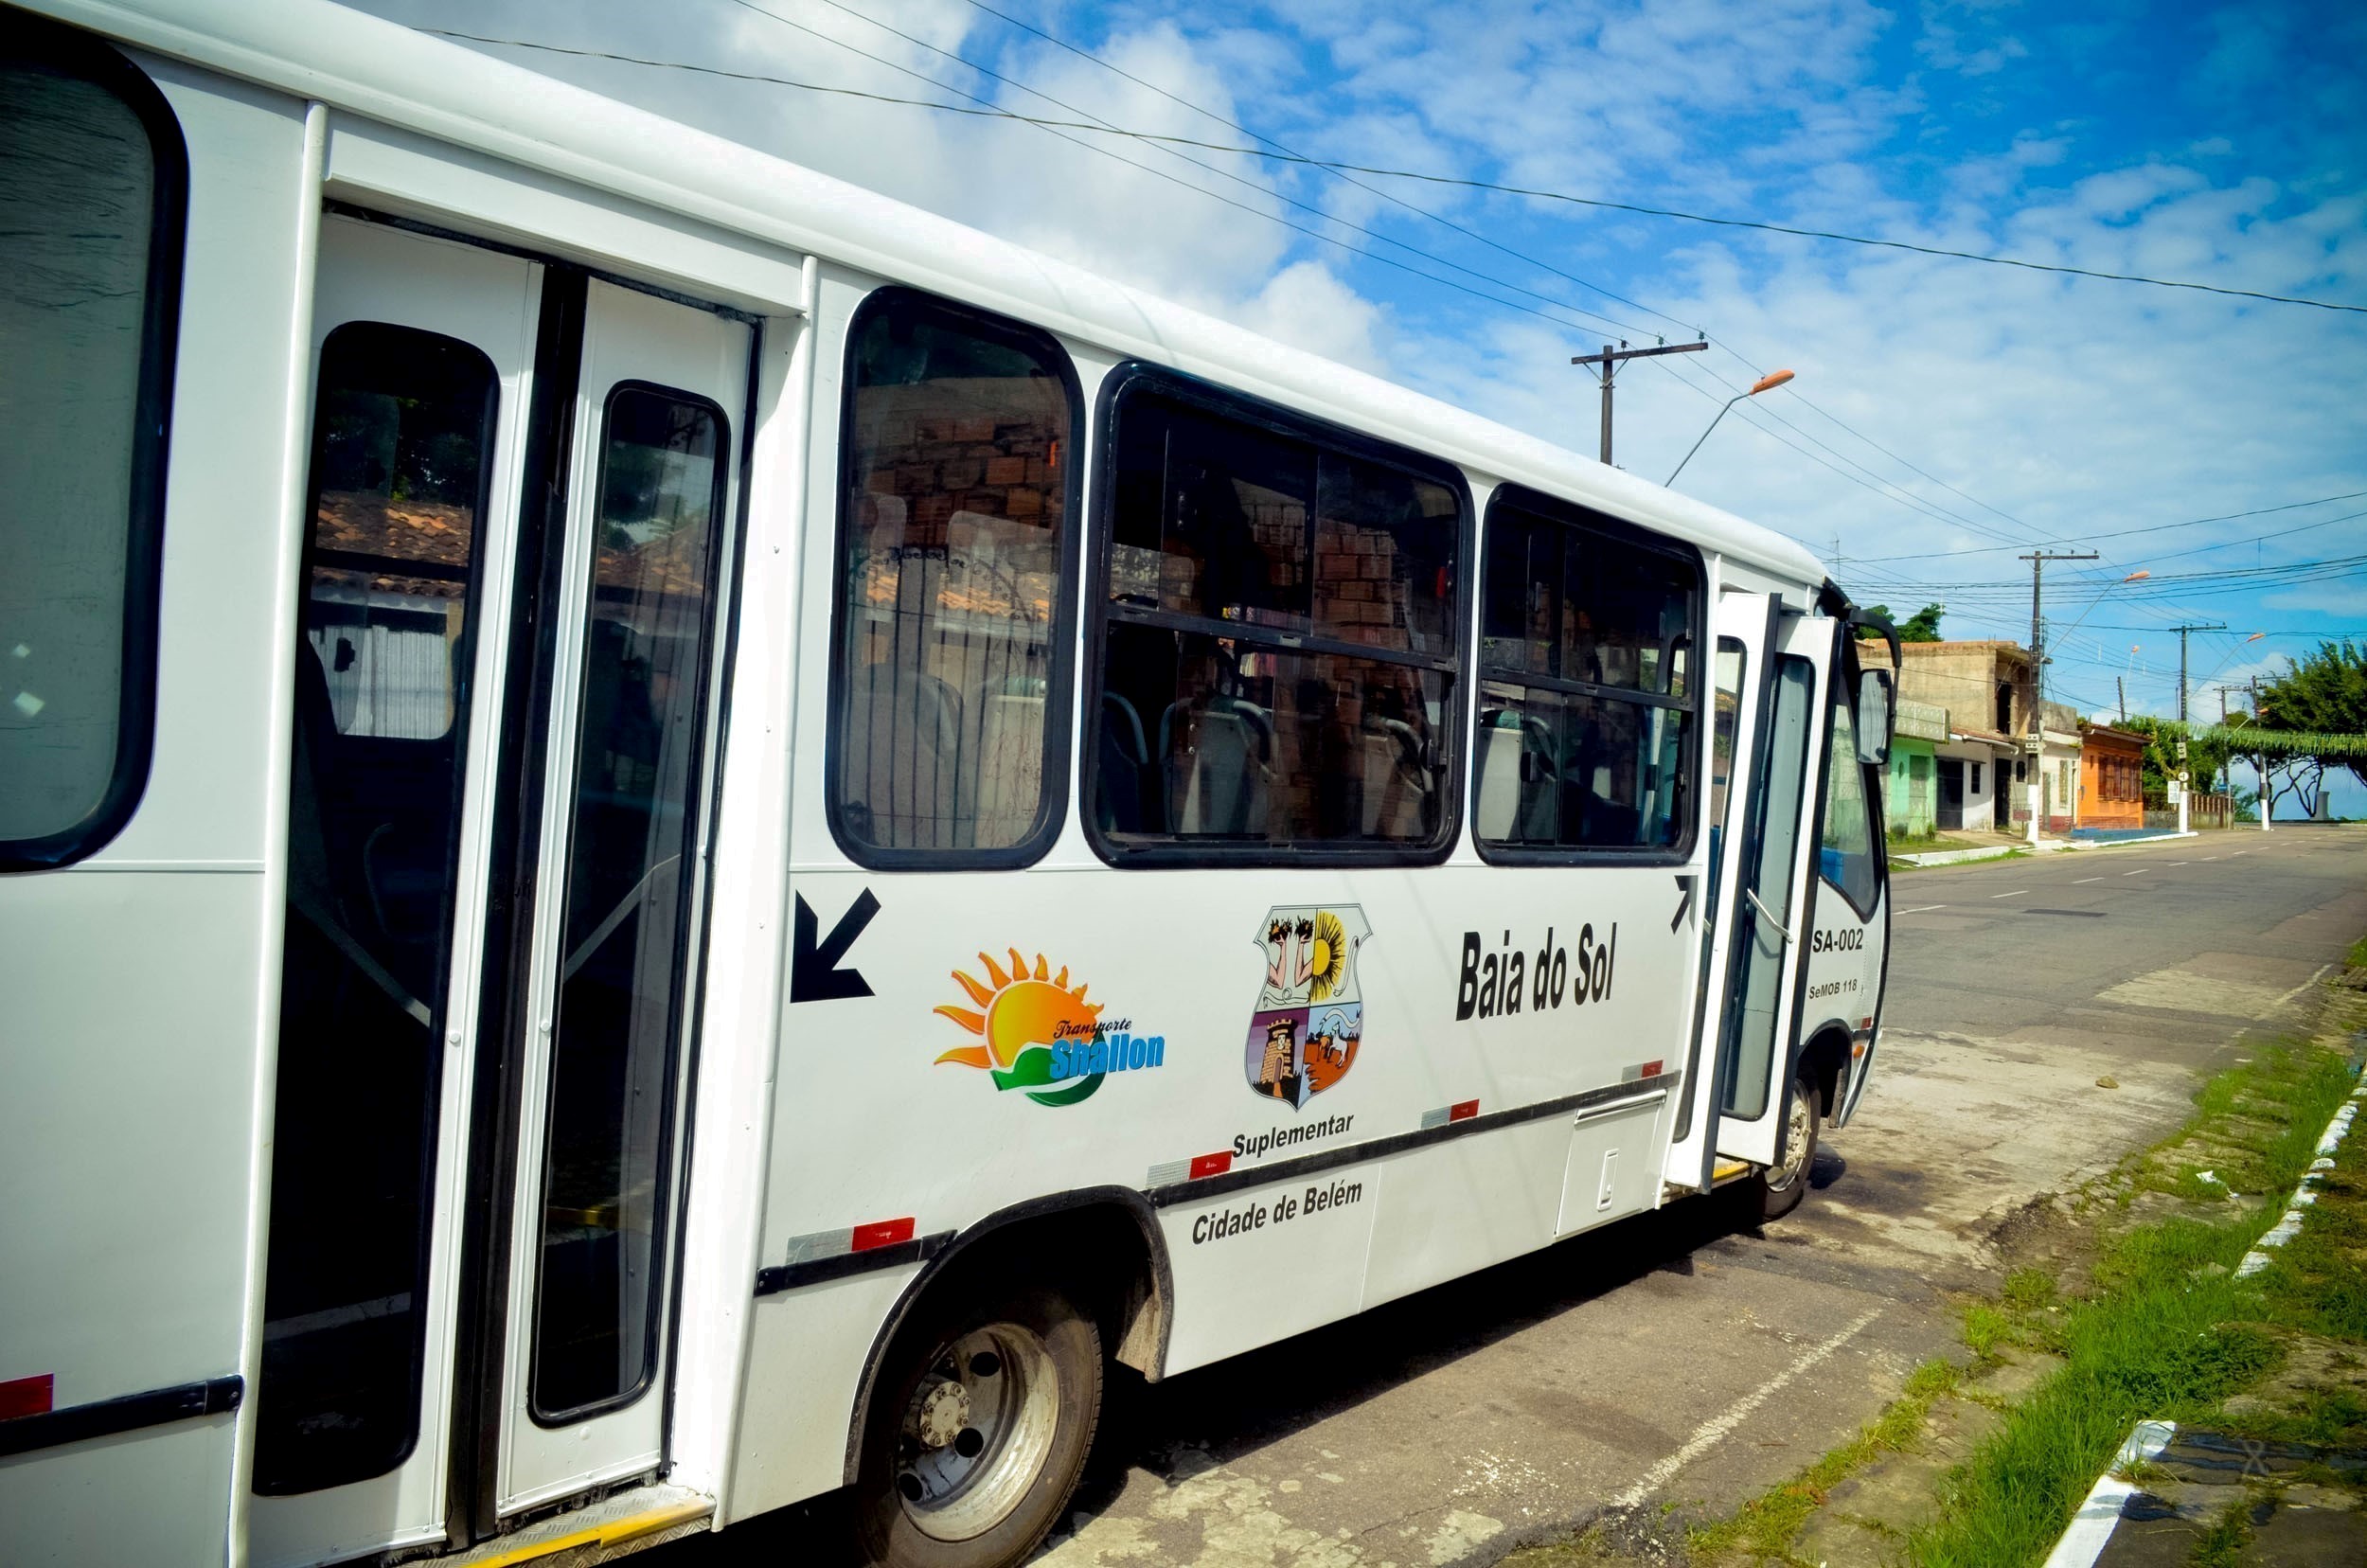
(436, 1485, 713, 1567)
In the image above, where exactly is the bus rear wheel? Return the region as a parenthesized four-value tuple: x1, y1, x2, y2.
(1753, 1070, 1820, 1221)
(855, 1283, 1102, 1568)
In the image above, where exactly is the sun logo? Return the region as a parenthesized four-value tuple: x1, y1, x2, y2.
(1308, 909, 1347, 1001)
(934, 949, 1107, 1107)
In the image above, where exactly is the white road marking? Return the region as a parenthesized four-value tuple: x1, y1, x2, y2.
(1608, 1307, 1883, 1509)
(1897, 903, 1949, 915)
(2073, 876, 2104, 884)
(2168, 861, 2189, 866)
(1989, 888, 2027, 898)
(2123, 869, 2148, 876)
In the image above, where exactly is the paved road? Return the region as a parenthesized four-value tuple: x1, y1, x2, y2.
(678, 826, 2367, 1567)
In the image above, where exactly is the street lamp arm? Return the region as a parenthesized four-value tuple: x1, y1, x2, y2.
(1666, 392, 1747, 487)
(1666, 369, 1793, 488)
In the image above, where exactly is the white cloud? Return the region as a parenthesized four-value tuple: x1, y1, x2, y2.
(1236, 260, 1390, 370)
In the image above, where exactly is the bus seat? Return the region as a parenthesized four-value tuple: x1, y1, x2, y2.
(1096, 691, 1149, 831)
(844, 661, 964, 847)
(971, 689, 1045, 843)
(1359, 718, 1426, 838)
(1476, 711, 1522, 840)
(1163, 697, 1270, 835)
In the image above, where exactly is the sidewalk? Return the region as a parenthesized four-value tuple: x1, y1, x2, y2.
(1611, 953, 2367, 1568)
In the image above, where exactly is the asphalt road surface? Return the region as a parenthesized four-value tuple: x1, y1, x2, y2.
(672, 825, 2367, 1568)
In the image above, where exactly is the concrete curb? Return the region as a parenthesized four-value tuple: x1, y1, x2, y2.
(1891, 829, 2207, 868)
(2235, 1066, 2367, 1278)
(2041, 1064, 2366, 1564)
(2040, 1420, 2177, 1568)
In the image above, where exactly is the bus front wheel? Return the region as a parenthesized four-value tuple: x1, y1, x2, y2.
(1753, 1070, 1820, 1221)
(855, 1282, 1103, 1568)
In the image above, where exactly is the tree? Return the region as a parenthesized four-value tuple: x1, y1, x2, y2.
(2253, 640, 2367, 788)
(1863, 601, 1946, 642)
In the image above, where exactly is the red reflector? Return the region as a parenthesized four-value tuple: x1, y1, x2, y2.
(850, 1218, 916, 1253)
(1188, 1151, 1233, 1180)
(1639, 1060, 1664, 1078)
(0, 1373, 53, 1421)
(1449, 1099, 1480, 1122)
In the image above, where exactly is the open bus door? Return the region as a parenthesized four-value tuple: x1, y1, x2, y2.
(249, 215, 747, 1565)
(1709, 609, 1833, 1177)
(1663, 590, 1775, 1190)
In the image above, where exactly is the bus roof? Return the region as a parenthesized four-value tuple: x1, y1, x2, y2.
(56, 0, 1828, 587)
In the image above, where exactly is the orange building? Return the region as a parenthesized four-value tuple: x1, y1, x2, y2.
(2078, 724, 2147, 829)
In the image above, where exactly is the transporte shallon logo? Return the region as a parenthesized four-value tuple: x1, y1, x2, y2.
(934, 948, 1166, 1108)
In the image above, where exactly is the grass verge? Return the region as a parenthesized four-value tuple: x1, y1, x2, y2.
(1668, 1023, 2360, 1568)
(1902, 1034, 2357, 1567)
(1683, 1359, 1961, 1563)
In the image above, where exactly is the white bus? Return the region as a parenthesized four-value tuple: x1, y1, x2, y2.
(0, 4, 1899, 1564)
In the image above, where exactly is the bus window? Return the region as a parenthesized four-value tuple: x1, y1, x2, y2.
(258, 323, 498, 1494)
(1474, 490, 1700, 857)
(1819, 686, 1881, 913)
(0, 28, 183, 868)
(1089, 373, 1464, 858)
(828, 290, 1079, 866)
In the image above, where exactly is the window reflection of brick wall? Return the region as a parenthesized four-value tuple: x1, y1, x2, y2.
(1315, 516, 1409, 648)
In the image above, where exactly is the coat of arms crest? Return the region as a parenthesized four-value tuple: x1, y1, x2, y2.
(1243, 905, 1370, 1110)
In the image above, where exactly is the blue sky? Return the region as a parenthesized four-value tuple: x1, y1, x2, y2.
(363, 0, 2367, 811)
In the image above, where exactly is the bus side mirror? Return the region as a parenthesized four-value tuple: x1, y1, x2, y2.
(1858, 668, 1894, 765)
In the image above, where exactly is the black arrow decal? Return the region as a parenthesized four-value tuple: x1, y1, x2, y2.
(1670, 875, 1695, 933)
(792, 889, 879, 1003)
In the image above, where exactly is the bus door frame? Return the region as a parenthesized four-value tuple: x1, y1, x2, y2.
(1664, 589, 1781, 1191)
(1713, 608, 1834, 1169)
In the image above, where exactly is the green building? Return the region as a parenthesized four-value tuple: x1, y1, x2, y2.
(1883, 698, 1947, 838)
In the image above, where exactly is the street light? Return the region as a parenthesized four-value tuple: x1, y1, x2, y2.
(1666, 369, 1794, 486)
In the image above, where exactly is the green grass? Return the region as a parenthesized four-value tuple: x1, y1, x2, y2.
(1904, 1039, 2358, 1568)
(1684, 1360, 1962, 1564)
(2190, 1500, 2251, 1566)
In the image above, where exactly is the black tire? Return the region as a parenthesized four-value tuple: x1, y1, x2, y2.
(1753, 1070, 1821, 1221)
(853, 1283, 1103, 1568)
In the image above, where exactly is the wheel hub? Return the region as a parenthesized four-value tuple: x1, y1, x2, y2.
(912, 1377, 970, 1450)
(894, 1324, 1061, 1541)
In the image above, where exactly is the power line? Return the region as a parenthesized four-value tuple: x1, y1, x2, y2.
(434, 16, 2071, 556)
(430, 23, 1651, 341)
(955, 0, 2111, 563)
(1852, 490, 2367, 562)
(952, 0, 1689, 340)
(775, 0, 1663, 339)
(417, 28, 2366, 316)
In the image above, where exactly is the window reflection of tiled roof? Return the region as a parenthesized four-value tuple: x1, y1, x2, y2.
(313, 490, 472, 599)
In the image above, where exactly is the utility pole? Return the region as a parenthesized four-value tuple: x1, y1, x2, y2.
(2166, 621, 2227, 722)
(2252, 673, 2272, 833)
(2117, 675, 2126, 721)
(2019, 551, 2097, 842)
(1571, 339, 1707, 466)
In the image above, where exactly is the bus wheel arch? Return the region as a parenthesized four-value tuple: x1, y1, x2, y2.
(842, 1187, 1170, 1489)
(1796, 1025, 1852, 1122)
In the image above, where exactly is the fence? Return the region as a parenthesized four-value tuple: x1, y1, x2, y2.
(2143, 792, 2233, 831)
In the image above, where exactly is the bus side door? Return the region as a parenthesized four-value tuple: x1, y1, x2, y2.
(1712, 611, 1832, 1169)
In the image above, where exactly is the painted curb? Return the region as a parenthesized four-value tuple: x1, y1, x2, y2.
(2041, 1063, 2366, 1564)
(2235, 1068, 2367, 1278)
(2039, 1419, 2177, 1568)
